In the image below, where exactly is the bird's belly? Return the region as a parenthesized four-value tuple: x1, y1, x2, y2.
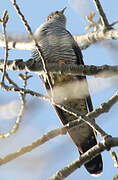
(48, 73, 93, 149)
(50, 73, 88, 115)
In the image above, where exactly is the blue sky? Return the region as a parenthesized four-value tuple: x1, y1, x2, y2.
(0, 0, 118, 180)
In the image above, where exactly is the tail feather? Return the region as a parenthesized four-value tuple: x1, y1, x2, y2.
(84, 154, 103, 176)
(78, 130, 103, 175)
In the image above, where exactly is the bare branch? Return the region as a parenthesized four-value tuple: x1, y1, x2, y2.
(93, 0, 110, 29)
(85, 12, 101, 31)
(0, 94, 25, 138)
(0, 115, 109, 166)
(87, 91, 118, 119)
(0, 36, 33, 50)
(110, 151, 118, 168)
(0, 81, 50, 102)
(111, 20, 118, 27)
(0, 124, 117, 180)
(0, 10, 9, 84)
(26, 61, 118, 78)
(1, 59, 118, 78)
(1, 28, 118, 50)
(74, 29, 118, 49)
(0, 126, 67, 166)
(48, 136, 118, 180)
(0, 71, 26, 138)
(55, 103, 107, 137)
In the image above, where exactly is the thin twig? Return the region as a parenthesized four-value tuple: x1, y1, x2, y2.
(0, 10, 9, 84)
(0, 10, 26, 138)
(93, 0, 110, 29)
(87, 91, 118, 119)
(0, 72, 27, 138)
(55, 103, 107, 137)
(0, 79, 50, 102)
(85, 12, 101, 31)
(111, 20, 118, 27)
(0, 95, 25, 139)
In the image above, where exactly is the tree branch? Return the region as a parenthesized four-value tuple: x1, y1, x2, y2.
(55, 103, 107, 137)
(48, 136, 118, 180)
(0, 59, 118, 78)
(74, 29, 118, 49)
(0, 28, 118, 50)
(0, 10, 9, 84)
(0, 71, 26, 138)
(93, 0, 110, 29)
(87, 91, 118, 119)
(0, 127, 67, 165)
(0, 81, 50, 102)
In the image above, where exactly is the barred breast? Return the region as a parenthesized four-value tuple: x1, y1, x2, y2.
(32, 23, 77, 64)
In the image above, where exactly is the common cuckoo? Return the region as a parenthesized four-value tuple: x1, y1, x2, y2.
(32, 7, 103, 176)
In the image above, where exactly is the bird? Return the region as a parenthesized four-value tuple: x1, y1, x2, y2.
(32, 7, 103, 176)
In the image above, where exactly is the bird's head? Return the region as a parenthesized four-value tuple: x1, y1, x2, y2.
(46, 7, 67, 27)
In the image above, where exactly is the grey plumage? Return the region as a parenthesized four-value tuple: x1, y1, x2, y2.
(32, 12, 77, 64)
(32, 8, 103, 176)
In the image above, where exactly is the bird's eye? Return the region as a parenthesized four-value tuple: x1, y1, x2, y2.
(47, 11, 60, 21)
(47, 15, 53, 20)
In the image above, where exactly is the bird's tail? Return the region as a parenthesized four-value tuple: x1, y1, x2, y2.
(40, 73, 103, 176)
(84, 154, 103, 176)
(78, 132, 103, 176)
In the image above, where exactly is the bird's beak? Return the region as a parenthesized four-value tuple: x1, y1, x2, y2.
(60, 7, 67, 14)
